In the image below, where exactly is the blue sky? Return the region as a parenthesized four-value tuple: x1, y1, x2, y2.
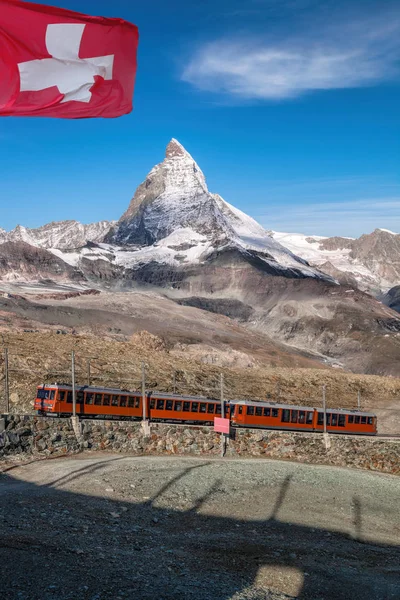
(0, 0, 399, 237)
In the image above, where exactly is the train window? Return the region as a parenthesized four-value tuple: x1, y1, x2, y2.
(282, 409, 290, 423)
(166, 400, 173, 410)
(50, 390, 55, 400)
(112, 395, 119, 406)
(183, 402, 190, 412)
(59, 391, 65, 401)
(175, 402, 182, 411)
(192, 402, 199, 412)
(361, 416, 367, 424)
(135, 398, 140, 408)
(272, 409, 279, 418)
(78, 392, 84, 404)
(215, 404, 221, 414)
(207, 404, 214, 414)
(263, 408, 271, 417)
(307, 412, 313, 424)
(327, 413, 332, 426)
(120, 396, 127, 407)
(238, 406, 243, 415)
(157, 399, 165, 410)
(338, 415, 345, 427)
(150, 399, 155, 409)
(200, 403, 207, 413)
(103, 395, 111, 406)
(95, 394, 102, 406)
(255, 407, 263, 417)
(348, 415, 354, 423)
(128, 397, 135, 408)
(86, 393, 94, 405)
(67, 391, 73, 403)
(298, 411, 305, 424)
(331, 414, 338, 426)
(291, 410, 298, 423)
(368, 417, 373, 425)
(247, 406, 255, 416)
(317, 413, 324, 425)
(355, 416, 360, 424)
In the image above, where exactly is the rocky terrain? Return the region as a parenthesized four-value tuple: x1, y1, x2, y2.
(383, 285, 400, 313)
(1, 456, 399, 599)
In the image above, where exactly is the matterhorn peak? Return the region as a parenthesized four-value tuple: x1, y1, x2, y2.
(165, 138, 192, 159)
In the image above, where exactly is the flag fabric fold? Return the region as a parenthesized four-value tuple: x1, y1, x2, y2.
(0, 0, 139, 118)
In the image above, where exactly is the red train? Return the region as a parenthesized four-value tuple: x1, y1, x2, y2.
(35, 383, 377, 435)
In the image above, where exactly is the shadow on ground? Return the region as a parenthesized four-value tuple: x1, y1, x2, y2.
(0, 456, 399, 600)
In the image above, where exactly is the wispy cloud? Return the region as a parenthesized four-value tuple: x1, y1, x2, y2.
(257, 198, 400, 237)
(182, 10, 400, 100)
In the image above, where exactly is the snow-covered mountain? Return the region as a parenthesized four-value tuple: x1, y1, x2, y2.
(101, 139, 326, 280)
(0, 220, 114, 251)
(270, 229, 400, 295)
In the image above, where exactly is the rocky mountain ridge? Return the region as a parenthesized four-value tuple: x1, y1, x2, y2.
(271, 229, 400, 295)
(0, 220, 114, 251)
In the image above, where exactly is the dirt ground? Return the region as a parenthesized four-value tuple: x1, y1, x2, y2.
(1, 455, 399, 600)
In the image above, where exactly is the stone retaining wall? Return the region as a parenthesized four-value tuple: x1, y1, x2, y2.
(1, 415, 399, 474)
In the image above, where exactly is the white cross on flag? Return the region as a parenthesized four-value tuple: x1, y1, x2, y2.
(0, 0, 139, 118)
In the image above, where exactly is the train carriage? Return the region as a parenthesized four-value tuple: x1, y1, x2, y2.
(148, 392, 229, 424)
(35, 384, 143, 419)
(230, 400, 377, 435)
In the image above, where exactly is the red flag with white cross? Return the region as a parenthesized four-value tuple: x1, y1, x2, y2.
(0, 0, 139, 118)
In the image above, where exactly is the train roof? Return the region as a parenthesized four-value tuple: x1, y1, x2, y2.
(38, 384, 141, 394)
(230, 399, 376, 416)
(230, 399, 316, 411)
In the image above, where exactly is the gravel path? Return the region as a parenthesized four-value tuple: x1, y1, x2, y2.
(1, 455, 399, 600)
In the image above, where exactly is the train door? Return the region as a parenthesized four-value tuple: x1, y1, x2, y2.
(233, 404, 245, 425)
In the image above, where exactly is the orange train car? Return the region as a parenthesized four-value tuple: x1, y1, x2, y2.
(230, 400, 377, 435)
(34, 384, 377, 435)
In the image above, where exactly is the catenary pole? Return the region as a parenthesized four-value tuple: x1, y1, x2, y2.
(4, 347, 9, 413)
(72, 351, 76, 418)
(142, 362, 147, 422)
(322, 384, 327, 434)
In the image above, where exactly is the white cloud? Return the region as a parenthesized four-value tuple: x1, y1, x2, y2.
(257, 198, 400, 237)
(182, 12, 400, 100)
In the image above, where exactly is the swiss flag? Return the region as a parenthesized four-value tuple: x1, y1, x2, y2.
(0, 0, 139, 118)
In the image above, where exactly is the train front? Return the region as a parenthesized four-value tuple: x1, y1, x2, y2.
(34, 385, 57, 415)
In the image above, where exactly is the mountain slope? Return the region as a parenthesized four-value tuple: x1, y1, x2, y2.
(0, 242, 84, 283)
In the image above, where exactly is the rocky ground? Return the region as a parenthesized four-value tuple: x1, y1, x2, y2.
(1, 455, 399, 600)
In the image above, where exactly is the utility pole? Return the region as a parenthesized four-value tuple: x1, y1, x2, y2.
(142, 362, 147, 422)
(72, 351, 76, 418)
(220, 373, 226, 457)
(4, 347, 9, 413)
(87, 359, 91, 387)
(322, 384, 327, 434)
(357, 390, 361, 410)
(173, 371, 176, 395)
